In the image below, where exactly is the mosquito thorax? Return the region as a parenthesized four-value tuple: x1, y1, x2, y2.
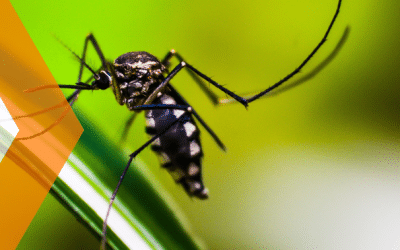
(113, 51, 166, 110)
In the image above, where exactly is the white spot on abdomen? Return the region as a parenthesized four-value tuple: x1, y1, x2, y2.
(187, 180, 201, 193)
(183, 122, 196, 137)
(146, 117, 155, 128)
(160, 152, 171, 164)
(169, 168, 185, 182)
(188, 162, 199, 176)
(190, 141, 201, 156)
(173, 109, 185, 118)
(146, 110, 153, 118)
(152, 138, 161, 146)
(160, 95, 176, 105)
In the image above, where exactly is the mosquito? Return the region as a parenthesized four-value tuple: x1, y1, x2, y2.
(19, 0, 342, 248)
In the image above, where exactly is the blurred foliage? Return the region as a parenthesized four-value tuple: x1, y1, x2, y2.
(12, 0, 400, 249)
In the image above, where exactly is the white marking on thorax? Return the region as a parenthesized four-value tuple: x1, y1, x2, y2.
(127, 60, 157, 69)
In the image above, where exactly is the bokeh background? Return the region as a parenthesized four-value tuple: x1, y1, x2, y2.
(11, 0, 400, 249)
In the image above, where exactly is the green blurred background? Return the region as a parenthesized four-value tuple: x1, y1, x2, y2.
(11, 0, 400, 249)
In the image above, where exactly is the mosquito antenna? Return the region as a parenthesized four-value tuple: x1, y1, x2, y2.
(53, 34, 100, 78)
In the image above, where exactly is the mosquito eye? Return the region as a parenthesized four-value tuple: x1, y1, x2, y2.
(94, 71, 111, 90)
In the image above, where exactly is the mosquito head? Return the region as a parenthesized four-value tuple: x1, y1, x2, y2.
(113, 52, 166, 110)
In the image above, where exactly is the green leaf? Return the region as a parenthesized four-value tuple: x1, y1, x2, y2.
(49, 113, 202, 250)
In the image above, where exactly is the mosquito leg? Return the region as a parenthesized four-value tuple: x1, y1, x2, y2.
(120, 103, 190, 142)
(178, 62, 249, 107)
(218, 25, 350, 104)
(54, 35, 103, 82)
(161, 50, 220, 105)
(136, 62, 226, 152)
(101, 112, 189, 250)
(160, 49, 175, 69)
(131, 101, 225, 150)
(10, 100, 69, 121)
(131, 104, 189, 111)
(142, 62, 187, 104)
(77, 33, 108, 82)
(16, 35, 108, 141)
(167, 0, 342, 108)
(120, 113, 138, 144)
(67, 89, 81, 106)
(15, 106, 71, 141)
(168, 84, 226, 151)
(245, 0, 342, 103)
(12, 89, 81, 140)
(141, 61, 226, 150)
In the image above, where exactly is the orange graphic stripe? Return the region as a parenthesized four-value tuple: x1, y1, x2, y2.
(0, 1, 83, 249)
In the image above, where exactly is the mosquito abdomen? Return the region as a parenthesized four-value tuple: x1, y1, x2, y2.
(145, 92, 208, 199)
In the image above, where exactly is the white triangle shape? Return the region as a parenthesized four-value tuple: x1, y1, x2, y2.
(0, 97, 19, 163)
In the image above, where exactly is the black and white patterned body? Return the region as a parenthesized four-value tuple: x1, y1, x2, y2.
(112, 51, 208, 199)
(145, 91, 208, 199)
